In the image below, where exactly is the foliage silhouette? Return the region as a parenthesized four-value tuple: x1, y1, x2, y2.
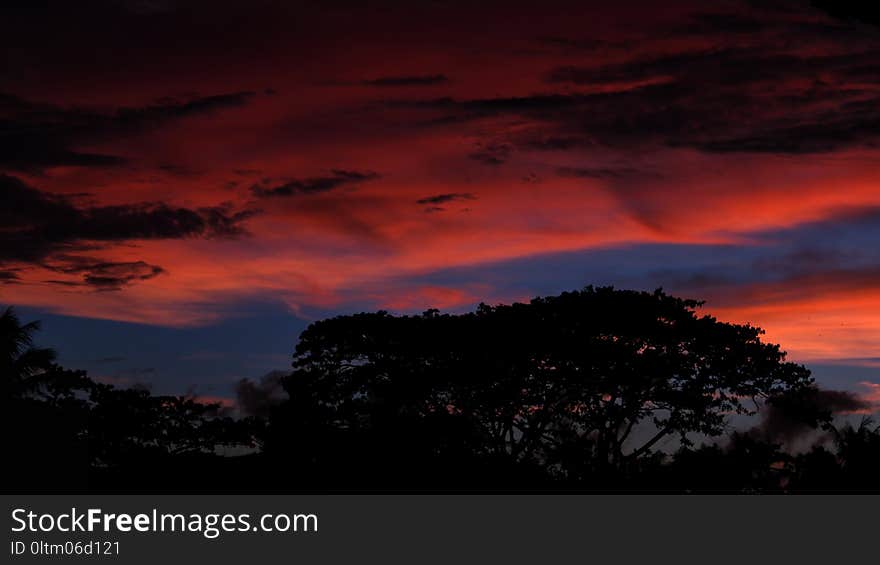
(267, 287, 815, 488)
(3, 288, 879, 492)
(3, 306, 257, 491)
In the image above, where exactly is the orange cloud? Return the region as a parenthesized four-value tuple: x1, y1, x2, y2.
(858, 382, 880, 410)
(5, 0, 880, 375)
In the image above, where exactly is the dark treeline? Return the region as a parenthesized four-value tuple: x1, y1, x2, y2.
(4, 287, 879, 492)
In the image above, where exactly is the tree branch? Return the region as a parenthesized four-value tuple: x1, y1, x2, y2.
(627, 423, 673, 459)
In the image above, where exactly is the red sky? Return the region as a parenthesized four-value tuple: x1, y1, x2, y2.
(2, 0, 880, 402)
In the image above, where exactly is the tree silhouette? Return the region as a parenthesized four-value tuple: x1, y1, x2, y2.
(5, 290, 878, 492)
(2, 306, 256, 491)
(3, 307, 92, 489)
(269, 287, 814, 486)
(829, 417, 880, 488)
(2, 306, 57, 398)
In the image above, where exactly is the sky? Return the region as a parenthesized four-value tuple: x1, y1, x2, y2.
(1, 0, 879, 409)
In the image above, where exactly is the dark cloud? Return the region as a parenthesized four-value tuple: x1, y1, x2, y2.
(468, 141, 513, 165)
(522, 136, 591, 151)
(546, 45, 880, 90)
(753, 387, 872, 446)
(43, 257, 166, 291)
(790, 204, 880, 227)
(811, 1, 880, 26)
(692, 109, 880, 154)
(665, 8, 867, 47)
(750, 248, 848, 279)
(233, 168, 263, 176)
(388, 22, 880, 156)
(682, 12, 768, 34)
(656, 270, 736, 292)
(386, 87, 701, 152)
(557, 166, 645, 179)
(0, 91, 255, 172)
(380, 93, 583, 120)
(250, 169, 380, 198)
(363, 74, 449, 87)
(534, 36, 627, 52)
(751, 205, 880, 259)
(0, 268, 21, 283)
(544, 50, 731, 86)
(0, 174, 256, 265)
(235, 370, 287, 418)
(415, 193, 477, 205)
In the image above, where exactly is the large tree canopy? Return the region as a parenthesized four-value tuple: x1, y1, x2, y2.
(276, 287, 814, 480)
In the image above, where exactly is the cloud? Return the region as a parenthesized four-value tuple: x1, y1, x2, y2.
(858, 381, 880, 406)
(234, 370, 287, 418)
(811, 1, 880, 26)
(250, 169, 380, 197)
(468, 141, 513, 165)
(0, 174, 256, 265)
(43, 257, 166, 291)
(6, 0, 880, 346)
(415, 192, 478, 213)
(534, 36, 627, 52)
(556, 166, 645, 179)
(692, 112, 880, 154)
(390, 29, 880, 156)
(522, 136, 591, 151)
(0, 91, 255, 172)
(415, 193, 477, 205)
(362, 74, 449, 87)
(753, 386, 873, 446)
(678, 11, 768, 34)
(483, 78, 876, 155)
(0, 268, 22, 283)
(378, 284, 482, 311)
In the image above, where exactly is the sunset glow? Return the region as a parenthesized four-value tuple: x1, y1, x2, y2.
(2, 0, 879, 402)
